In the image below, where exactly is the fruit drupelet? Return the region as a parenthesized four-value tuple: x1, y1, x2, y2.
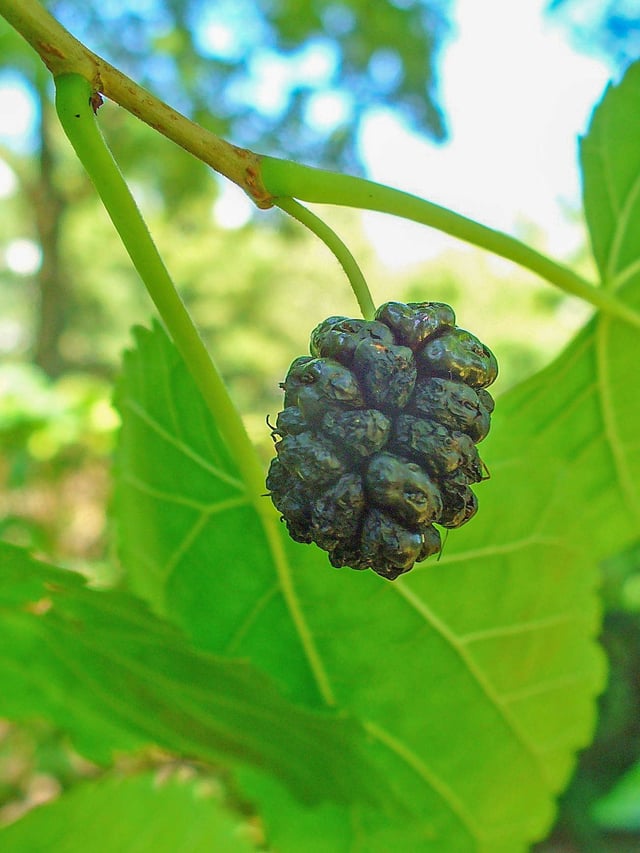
(267, 301, 497, 580)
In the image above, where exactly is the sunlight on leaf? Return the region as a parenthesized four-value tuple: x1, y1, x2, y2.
(581, 61, 640, 290)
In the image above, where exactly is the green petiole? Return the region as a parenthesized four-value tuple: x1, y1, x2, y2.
(261, 156, 640, 331)
(274, 197, 375, 320)
(54, 72, 267, 508)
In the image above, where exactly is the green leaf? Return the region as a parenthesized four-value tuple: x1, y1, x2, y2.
(592, 759, 640, 832)
(0, 771, 258, 852)
(114, 325, 600, 851)
(581, 60, 640, 288)
(114, 60, 640, 853)
(0, 542, 391, 810)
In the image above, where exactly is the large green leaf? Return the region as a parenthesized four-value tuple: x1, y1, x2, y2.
(0, 542, 391, 810)
(114, 61, 640, 851)
(114, 329, 603, 852)
(580, 61, 640, 288)
(0, 771, 257, 853)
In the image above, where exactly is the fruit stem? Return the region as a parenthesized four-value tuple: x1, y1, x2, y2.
(54, 73, 266, 505)
(260, 157, 640, 331)
(274, 197, 376, 320)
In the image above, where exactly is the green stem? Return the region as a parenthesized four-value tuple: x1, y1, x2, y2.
(54, 72, 266, 506)
(274, 197, 375, 320)
(260, 156, 640, 331)
(9, 0, 640, 330)
(54, 73, 337, 707)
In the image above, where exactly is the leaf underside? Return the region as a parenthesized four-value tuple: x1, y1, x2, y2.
(112, 61, 640, 852)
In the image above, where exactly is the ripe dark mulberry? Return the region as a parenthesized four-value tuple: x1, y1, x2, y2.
(267, 301, 497, 580)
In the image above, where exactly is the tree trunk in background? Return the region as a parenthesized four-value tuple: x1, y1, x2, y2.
(32, 86, 68, 377)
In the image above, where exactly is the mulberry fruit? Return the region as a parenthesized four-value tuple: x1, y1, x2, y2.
(267, 301, 497, 580)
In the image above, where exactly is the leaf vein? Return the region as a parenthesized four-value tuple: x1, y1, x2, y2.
(391, 581, 549, 784)
(263, 524, 337, 707)
(364, 720, 482, 843)
(458, 611, 576, 646)
(501, 671, 595, 705)
(123, 474, 219, 510)
(124, 398, 244, 490)
(613, 257, 640, 291)
(225, 583, 280, 655)
(601, 118, 621, 218)
(595, 317, 640, 522)
(159, 496, 250, 580)
(418, 533, 575, 570)
(605, 166, 640, 283)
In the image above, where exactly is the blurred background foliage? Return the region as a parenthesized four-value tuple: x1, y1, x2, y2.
(548, 0, 640, 69)
(0, 0, 639, 850)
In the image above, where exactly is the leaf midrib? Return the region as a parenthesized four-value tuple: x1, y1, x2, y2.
(595, 316, 640, 523)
